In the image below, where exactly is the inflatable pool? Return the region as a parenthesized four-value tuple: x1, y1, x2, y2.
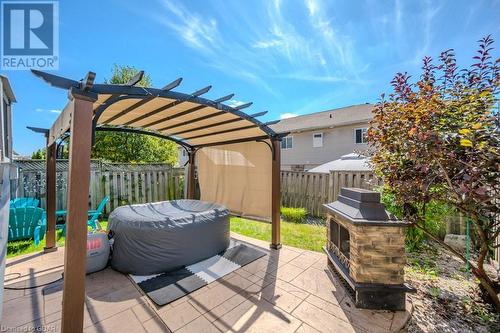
(108, 200, 230, 275)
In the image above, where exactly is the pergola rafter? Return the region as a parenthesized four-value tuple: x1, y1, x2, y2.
(102, 77, 183, 124)
(29, 69, 284, 333)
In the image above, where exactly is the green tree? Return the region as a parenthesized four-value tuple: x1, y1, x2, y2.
(31, 148, 45, 159)
(369, 36, 500, 310)
(92, 65, 178, 164)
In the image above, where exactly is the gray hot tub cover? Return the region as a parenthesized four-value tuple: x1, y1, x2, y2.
(108, 199, 230, 275)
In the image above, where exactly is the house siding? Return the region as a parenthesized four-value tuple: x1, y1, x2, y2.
(280, 121, 370, 170)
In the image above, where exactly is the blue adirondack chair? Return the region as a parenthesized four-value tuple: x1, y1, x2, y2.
(10, 197, 40, 208)
(59, 196, 109, 235)
(8, 207, 46, 246)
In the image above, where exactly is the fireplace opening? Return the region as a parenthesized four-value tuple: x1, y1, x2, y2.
(329, 219, 350, 270)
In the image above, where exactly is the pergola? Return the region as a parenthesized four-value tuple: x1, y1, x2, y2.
(29, 69, 284, 333)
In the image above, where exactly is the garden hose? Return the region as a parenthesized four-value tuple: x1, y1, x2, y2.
(4, 273, 63, 290)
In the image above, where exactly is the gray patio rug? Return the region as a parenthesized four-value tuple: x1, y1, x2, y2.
(129, 240, 266, 306)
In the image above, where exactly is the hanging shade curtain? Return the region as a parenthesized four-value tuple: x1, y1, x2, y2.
(197, 141, 272, 220)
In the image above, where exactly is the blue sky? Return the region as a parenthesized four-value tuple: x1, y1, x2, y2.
(3, 0, 499, 155)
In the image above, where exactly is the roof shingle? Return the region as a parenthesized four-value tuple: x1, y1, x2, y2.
(270, 103, 374, 133)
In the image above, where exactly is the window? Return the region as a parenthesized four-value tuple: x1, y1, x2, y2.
(281, 136, 293, 149)
(313, 133, 323, 148)
(355, 128, 368, 144)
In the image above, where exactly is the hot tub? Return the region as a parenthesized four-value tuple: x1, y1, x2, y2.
(108, 200, 230, 275)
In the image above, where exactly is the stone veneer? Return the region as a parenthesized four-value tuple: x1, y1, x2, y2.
(327, 214, 406, 285)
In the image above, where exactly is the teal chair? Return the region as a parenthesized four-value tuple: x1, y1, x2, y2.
(59, 196, 109, 235)
(87, 196, 110, 229)
(10, 197, 40, 208)
(8, 207, 46, 246)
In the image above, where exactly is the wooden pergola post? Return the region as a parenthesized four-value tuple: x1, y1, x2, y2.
(61, 91, 96, 333)
(43, 140, 57, 253)
(270, 138, 281, 249)
(186, 149, 196, 199)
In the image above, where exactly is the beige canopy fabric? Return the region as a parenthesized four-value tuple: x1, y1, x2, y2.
(93, 95, 269, 147)
(197, 141, 272, 220)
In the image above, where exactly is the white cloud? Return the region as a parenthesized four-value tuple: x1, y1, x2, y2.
(280, 113, 298, 119)
(227, 99, 245, 107)
(35, 108, 61, 114)
(157, 0, 219, 51)
(305, 0, 318, 16)
(148, 0, 367, 95)
(411, 0, 442, 64)
(252, 39, 282, 49)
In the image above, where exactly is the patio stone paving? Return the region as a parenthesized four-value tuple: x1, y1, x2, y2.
(2, 232, 412, 332)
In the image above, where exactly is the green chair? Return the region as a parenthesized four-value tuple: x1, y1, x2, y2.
(10, 197, 40, 208)
(8, 207, 46, 246)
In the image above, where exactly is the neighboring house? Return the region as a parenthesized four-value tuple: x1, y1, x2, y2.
(270, 104, 373, 171)
(0, 75, 16, 162)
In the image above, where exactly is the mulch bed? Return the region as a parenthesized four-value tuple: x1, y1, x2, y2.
(406, 242, 499, 333)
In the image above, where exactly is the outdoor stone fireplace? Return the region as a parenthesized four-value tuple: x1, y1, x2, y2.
(324, 188, 414, 310)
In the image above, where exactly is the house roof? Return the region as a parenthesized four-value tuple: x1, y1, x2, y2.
(269, 103, 374, 134)
(308, 153, 372, 173)
(0, 75, 17, 103)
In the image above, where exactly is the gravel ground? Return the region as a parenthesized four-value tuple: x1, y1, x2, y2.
(406, 242, 499, 333)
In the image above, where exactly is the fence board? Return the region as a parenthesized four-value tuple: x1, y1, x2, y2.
(13, 159, 385, 219)
(11, 160, 185, 215)
(280, 170, 382, 217)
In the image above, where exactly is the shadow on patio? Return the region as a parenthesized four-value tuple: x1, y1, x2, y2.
(2, 233, 412, 333)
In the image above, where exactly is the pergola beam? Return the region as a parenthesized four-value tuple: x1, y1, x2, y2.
(161, 77, 183, 91)
(214, 93, 234, 103)
(95, 126, 192, 149)
(126, 70, 144, 86)
(233, 102, 252, 110)
(47, 99, 73, 146)
(181, 119, 278, 142)
(186, 149, 197, 200)
(192, 135, 270, 148)
(43, 141, 57, 253)
(270, 138, 282, 249)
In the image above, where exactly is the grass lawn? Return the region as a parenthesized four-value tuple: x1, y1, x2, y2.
(230, 217, 326, 252)
(6, 221, 109, 258)
(7, 217, 325, 258)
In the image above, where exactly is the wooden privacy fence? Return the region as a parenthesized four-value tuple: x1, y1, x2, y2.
(11, 160, 184, 215)
(12, 161, 379, 218)
(281, 170, 383, 216)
